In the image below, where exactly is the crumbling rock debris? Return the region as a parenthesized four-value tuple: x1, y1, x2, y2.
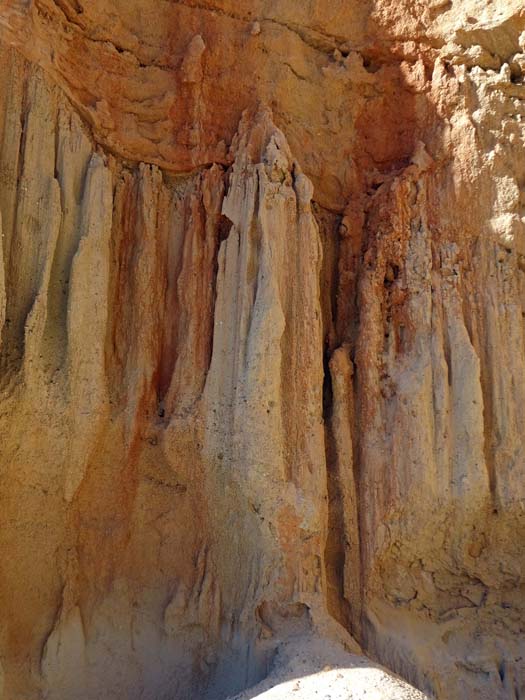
(0, 1, 524, 699)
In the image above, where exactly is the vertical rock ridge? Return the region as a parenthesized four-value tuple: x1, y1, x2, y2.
(65, 153, 112, 502)
(203, 105, 325, 611)
(2, 69, 58, 372)
(163, 164, 224, 417)
(1, 5, 525, 700)
(22, 176, 62, 387)
(44, 108, 94, 369)
(0, 211, 5, 339)
(327, 345, 361, 638)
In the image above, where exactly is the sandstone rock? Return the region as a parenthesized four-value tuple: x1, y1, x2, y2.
(0, 2, 524, 699)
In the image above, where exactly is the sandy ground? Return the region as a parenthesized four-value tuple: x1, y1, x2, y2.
(228, 635, 429, 700)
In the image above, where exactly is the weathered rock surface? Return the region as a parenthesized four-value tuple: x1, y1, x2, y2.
(0, 1, 524, 699)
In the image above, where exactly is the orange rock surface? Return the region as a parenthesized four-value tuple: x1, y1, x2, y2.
(0, 1, 524, 698)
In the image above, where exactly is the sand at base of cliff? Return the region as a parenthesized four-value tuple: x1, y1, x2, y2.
(229, 635, 428, 700)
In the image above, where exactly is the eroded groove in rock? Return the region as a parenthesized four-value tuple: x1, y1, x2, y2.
(0, 2, 525, 700)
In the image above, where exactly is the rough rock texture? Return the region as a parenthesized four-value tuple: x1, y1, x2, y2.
(0, 1, 525, 699)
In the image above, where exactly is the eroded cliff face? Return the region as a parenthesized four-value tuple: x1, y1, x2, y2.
(0, 1, 524, 699)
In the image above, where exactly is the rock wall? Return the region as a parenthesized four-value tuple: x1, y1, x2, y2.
(0, 1, 524, 699)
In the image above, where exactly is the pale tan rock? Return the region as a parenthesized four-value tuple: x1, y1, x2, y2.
(0, 2, 524, 700)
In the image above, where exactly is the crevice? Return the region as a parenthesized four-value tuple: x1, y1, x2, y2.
(363, 56, 381, 74)
(322, 345, 334, 422)
(317, 201, 362, 641)
(498, 660, 506, 683)
(323, 346, 353, 634)
(282, 62, 308, 82)
(218, 213, 233, 244)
